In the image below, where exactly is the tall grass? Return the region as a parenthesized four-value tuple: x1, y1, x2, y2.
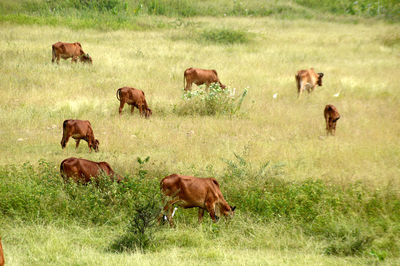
(0, 0, 398, 31)
(0, 159, 399, 259)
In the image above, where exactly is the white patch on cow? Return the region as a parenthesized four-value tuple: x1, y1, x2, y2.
(171, 207, 178, 217)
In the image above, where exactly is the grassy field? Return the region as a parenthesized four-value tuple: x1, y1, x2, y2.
(0, 9, 400, 266)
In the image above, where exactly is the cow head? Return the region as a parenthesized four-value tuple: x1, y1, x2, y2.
(317, 73, 324, 86)
(145, 108, 152, 118)
(93, 139, 100, 152)
(219, 82, 226, 89)
(221, 204, 236, 218)
(80, 53, 93, 64)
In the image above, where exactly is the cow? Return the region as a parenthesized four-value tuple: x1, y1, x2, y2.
(52, 42, 92, 64)
(158, 174, 236, 226)
(295, 68, 324, 97)
(184, 67, 226, 91)
(60, 120, 99, 152)
(324, 104, 340, 136)
(116, 87, 152, 118)
(0, 237, 4, 266)
(60, 157, 123, 184)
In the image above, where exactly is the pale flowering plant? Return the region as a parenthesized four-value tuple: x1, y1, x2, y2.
(177, 83, 248, 116)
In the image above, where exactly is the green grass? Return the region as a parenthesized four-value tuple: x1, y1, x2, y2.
(0, 0, 398, 32)
(0, 11, 400, 265)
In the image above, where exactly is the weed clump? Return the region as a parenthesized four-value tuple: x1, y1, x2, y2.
(200, 28, 250, 45)
(174, 83, 248, 116)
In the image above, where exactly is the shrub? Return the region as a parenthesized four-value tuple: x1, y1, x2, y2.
(110, 197, 160, 252)
(173, 83, 248, 116)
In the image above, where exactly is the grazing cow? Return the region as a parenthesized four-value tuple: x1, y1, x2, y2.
(184, 67, 226, 91)
(324, 104, 340, 136)
(60, 157, 122, 184)
(116, 87, 152, 118)
(295, 68, 324, 97)
(52, 42, 92, 64)
(0, 237, 4, 266)
(159, 174, 236, 226)
(60, 120, 99, 152)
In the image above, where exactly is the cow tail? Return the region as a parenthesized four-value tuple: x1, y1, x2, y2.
(60, 159, 66, 178)
(62, 120, 68, 137)
(183, 72, 186, 90)
(116, 88, 121, 101)
(52, 45, 56, 62)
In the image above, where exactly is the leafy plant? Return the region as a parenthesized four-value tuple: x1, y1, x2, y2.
(137, 156, 150, 179)
(174, 83, 248, 116)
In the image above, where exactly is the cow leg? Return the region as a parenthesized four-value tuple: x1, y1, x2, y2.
(332, 122, 336, 136)
(158, 199, 180, 227)
(75, 139, 81, 149)
(131, 105, 135, 115)
(198, 208, 205, 223)
(298, 83, 304, 98)
(71, 56, 78, 63)
(87, 139, 93, 152)
(56, 55, 61, 64)
(119, 101, 125, 115)
(325, 117, 329, 135)
(205, 84, 210, 92)
(205, 201, 217, 222)
(138, 105, 144, 117)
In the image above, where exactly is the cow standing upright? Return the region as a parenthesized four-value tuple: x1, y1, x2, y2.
(60, 120, 99, 152)
(184, 67, 226, 91)
(60, 157, 122, 184)
(295, 68, 324, 97)
(324, 104, 340, 136)
(52, 42, 92, 64)
(116, 87, 152, 118)
(0, 237, 4, 266)
(159, 174, 236, 226)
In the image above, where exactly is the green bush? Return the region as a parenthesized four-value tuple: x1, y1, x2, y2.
(110, 197, 160, 252)
(200, 28, 250, 45)
(221, 153, 400, 257)
(173, 83, 248, 116)
(0, 159, 160, 225)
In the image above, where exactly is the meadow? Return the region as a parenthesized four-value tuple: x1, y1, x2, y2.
(0, 1, 400, 265)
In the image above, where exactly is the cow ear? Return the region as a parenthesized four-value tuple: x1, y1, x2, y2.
(231, 206, 236, 211)
(318, 73, 324, 78)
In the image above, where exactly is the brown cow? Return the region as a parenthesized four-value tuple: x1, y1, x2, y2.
(116, 87, 152, 118)
(295, 68, 324, 97)
(52, 42, 92, 64)
(60, 157, 122, 184)
(0, 237, 4, 266)
(60, 120, 99, 152)
(184, 67, 226, 91)
(324, 104, 340, 136)
(159, 174, 236, 226)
